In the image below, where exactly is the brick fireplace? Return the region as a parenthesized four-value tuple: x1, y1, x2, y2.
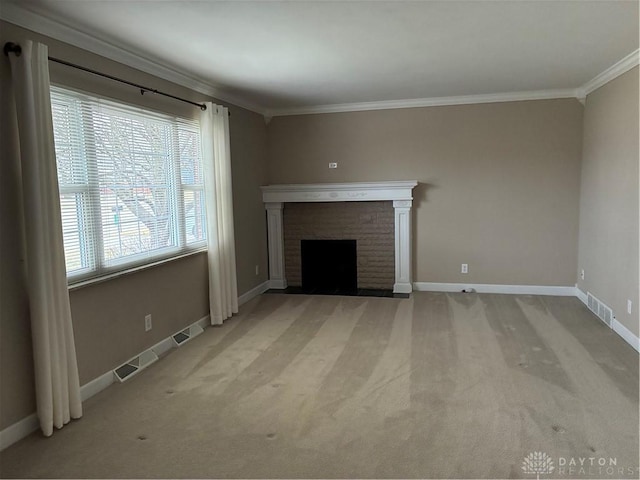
(285, 201, 394, 290)
(261, 181, 418, 294)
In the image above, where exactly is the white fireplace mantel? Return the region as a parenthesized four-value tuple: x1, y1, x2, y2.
(261, 181, 418, 294)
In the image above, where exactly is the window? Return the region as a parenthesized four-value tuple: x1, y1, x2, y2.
(51, 86, 206, 284)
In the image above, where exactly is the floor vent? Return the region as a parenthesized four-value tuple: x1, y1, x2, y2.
(586, 292, 614, 327)
(113, 349, 158, 382)
(172, 324, 204, 347)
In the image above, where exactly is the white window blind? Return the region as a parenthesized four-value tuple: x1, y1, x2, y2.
(50, 86, 206, 284)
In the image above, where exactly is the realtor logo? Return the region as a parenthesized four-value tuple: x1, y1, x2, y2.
(522, 451, 555, 479)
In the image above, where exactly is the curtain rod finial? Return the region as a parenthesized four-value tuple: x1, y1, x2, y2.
(3, 42, 22, 57)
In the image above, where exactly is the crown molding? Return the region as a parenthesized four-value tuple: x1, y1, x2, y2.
(576, 49, 639, 99)
(265, 89, 580, 117)
(0, 3, 268, 115)
(2, 3, 637, 119)
(267, 44, 640, 117)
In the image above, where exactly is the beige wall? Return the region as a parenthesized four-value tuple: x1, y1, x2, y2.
(69, 254, 209, 385)
(229, 106, 269, 296)
(268, 99, 584, 287)
(0, 20, 269, 429)
(577, 67, 639, 338)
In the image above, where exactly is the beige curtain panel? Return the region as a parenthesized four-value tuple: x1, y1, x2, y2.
(201, 103, 239, 324)
(8, 40, 83, 436)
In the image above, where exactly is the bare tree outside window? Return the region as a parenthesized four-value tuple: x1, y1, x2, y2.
(51, 87, 206, 282)
(92, 113, 175, 260)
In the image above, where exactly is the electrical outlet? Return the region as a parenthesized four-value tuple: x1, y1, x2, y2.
(628, 300, 633, 315)
(461, 264, 468, 274)
(145, 314, 152, 332)
(580, 269, 585, 280)
(255, 264, 260, 276)
(329, 162, 338, 169)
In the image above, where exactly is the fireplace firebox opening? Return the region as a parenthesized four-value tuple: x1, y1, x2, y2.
(301, 239, 357, 295)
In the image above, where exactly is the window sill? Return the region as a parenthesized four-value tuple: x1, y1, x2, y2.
(68, 248, 208, 291)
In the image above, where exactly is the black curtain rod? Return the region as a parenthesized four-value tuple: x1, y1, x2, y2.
(4, 42, 211, 112)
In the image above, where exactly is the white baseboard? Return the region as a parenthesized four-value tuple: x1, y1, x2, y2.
(151, 336, 175, 358)
(393, 282, 413, 294)
(575, 287, 639, 353)
(238, 280, 270, 306)
(612, 319, 640, 353)
(575, 284, 588, 305)
(0, 370, 117, 451)
(413, 282, 577, 296)
(0, 414, 38, 452)
(0, 369, 118, 451)
(0, 314, 212, 451)
(80, 371, 115, 402)
(151, 315, 209, 357)
(195, 315, 211, 330)
(267, 279, 287, 290)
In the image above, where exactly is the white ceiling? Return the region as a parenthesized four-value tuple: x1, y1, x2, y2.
(3, 0, 639, 115)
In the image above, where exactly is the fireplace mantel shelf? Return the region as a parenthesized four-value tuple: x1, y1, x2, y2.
(261, 181, 418, 295)
(261, 181, 418, 204)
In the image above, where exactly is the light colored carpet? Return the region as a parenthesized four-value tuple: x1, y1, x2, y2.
(1, 293, 638, 479)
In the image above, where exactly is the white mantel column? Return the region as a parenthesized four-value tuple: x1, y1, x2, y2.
(265, 202, 287, 289)
(393, 200, 413, 294)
